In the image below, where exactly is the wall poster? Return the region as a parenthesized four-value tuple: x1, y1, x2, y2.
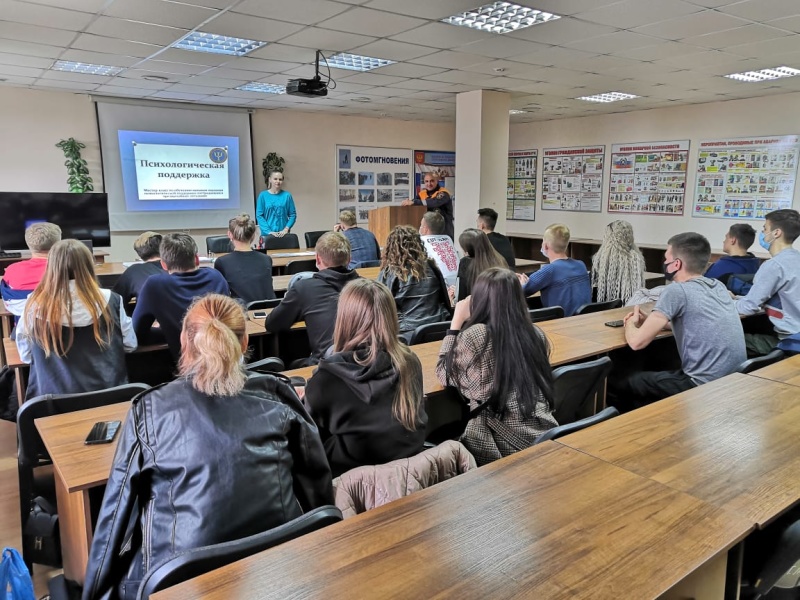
(693, 135, 799, 220)
(542, 145, 604, 213)
(507, 149, 537, 221)
(336, 145, 414, 224)
(608, 140, 689, 215)
(414, 150, 456, 197)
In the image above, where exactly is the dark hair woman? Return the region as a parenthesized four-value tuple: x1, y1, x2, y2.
(436, 267, 557, 465)
(455, 228, 508, 301)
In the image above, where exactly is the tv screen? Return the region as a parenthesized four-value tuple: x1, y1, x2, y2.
(0, 192, 110, 250)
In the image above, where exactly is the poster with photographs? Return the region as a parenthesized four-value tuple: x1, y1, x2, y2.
(693, 135, 799, 220)
(507, 149, 537, 221)
(608, 140, 689, 216)
(542, 145, 604, 213)
(337, 145, 413, 224)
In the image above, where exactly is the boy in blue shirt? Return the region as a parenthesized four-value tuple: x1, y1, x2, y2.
(705, 223, 760, 283)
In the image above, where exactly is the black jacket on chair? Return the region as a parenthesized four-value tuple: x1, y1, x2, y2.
(82, 375, 333, 600)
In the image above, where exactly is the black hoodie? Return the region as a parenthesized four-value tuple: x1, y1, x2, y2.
(265, 266, 360, 363)
(305, 349, 427, 477)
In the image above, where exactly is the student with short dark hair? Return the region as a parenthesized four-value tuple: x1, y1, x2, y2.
(113, 231, 165, 308)
(705, 223, 760, 282)
(476, 207, 515, 268)
(1, 222, 61, 319)
(133, 233, 229, 358)
(214, 214, 275, 303)
(334, 209, 380, 268)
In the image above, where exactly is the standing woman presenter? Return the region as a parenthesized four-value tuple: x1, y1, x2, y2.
(256, 170, 297, 238)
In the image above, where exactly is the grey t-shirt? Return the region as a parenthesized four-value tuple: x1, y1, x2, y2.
(654, 277, 746, 384)
(735, 248, 800, 338)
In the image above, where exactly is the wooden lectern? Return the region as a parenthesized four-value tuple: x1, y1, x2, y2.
(368, 205, 427, 248)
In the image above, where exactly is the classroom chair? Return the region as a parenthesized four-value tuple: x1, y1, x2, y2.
(246, 298, 281, 311)
(17, 383, 150, 573)
(740, 511, 800, 600)
(529, 306, 564, 323)
(285, 258, 318, 275)
(736, 348, 785, 374)
(408, 321, 450, 345)
(205, 235, 232, 255)
(575, 299, 622, 315)
(551, 356, 613, 425)
(262, 234, 300, 250)
(135, 506, 343, 599)
(304, 230, 327, 248)
(245, 357, 285, 374)
(534, 407, 619, 444)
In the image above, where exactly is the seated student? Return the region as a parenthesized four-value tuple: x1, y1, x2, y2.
(334, 209, 380, 268)
(476, 207, 515, 268)
(112, 231, 164, 309)
(612, 232, 746, 410)
(266, 232, 360, 365)
(16, 239, 137, 399)
(436, 268, 557, 466)
(705, 223, 760, 283)
(591, 220, 646, 303)
(419, 211, 458, 287)
(83, 294, 332, 600)
(455, 228, 508, 302)
(0, 222, 61, 319)
(133, 233, 229, 359)
(304, 279, 426, 477)
(735, 209, 800, 355)
(518, 224, 591, 316)
(377, 225, 451, 337)
(214, 214, 275, 303)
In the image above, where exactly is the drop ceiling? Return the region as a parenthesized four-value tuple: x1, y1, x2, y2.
(1, 0, 800, 122)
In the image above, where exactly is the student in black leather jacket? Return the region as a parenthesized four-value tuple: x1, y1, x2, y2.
(83, 294, 332, 600)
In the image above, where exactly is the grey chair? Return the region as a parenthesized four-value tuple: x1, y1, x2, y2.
(575, 299, 623, 315)
(262, 234, 300, 250)
(534, 407, 619, 444)
(529, 306, 564, 323)
(285, 259, 318, 275)
(736, 348, 785, 374)
(551, 356, 613, 425)
(136, 506, 343, 599)
(408, 321, 450, 345)
(304, 230, 327, 249)
(206, 235, 232, 255)
(245, 357, 285, 374)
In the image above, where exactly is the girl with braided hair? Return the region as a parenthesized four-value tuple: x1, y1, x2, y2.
(591, 220, 646, 303)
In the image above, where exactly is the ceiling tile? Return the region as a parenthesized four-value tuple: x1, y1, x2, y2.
(202, 96, 256, 105)
(0, 39, 62, 58)
(453, 37, 550, 59)
(369, 62, 447, 77)
(610, 41, 709, 61)
(94, 85, 153, 96)
(207, 66, 287, 80)
(316, 8, 426, 37)
(655, 49, 747, 68)
(40, 70, 112, 85)
(154, 48, 233, 67)
(248, 44, 319, 63)
(510, 0, 629, 16)
(111, 75, 176, 89)
(504, 18, 617, 45)
(233, 0, 350, 25)
(726, 34, 800, 58)
(362, 0, 486, 20)
(336, 72, 409, 86)
(410, 50, 490, 69)
(632, 11, 749, 40)
(60, 48, 140, 67)
(509, 46, 595, 67)
(24, 0, 108, 11)
(85, 17, 187, 46)
(200, 12, 304, 42)
(165, 83, 228, 94)
(179, 75, 247, 88)
(0, 0, 94, 30)
(174, 0, 237, 8)
(348, 39, 439, 61)
(0, 21, 78, 46)
(278, 27, 377, 52)
(151, 91, 212, 101)
(423, 70, 504, 85)
(133, 60, 210, 75)
(575, 0, 702, 29)
(386, 78, 459, 91)
(566, 31, 667, 54)
(766, 16, 800, 34)
(720, 0, 800, 23)
(681, 24, 791, 49)
(225, 57, 299, 73)
(0, 52, 53, 69)
(461, 60, 548, 78)
(34, 80, 100, 91)
(104, 0, 218, 30)
(390, 22, 492, 49)
(0, 64, 45, 78)
(70, 34, 163, 59)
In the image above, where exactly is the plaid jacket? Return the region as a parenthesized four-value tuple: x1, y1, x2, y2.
(436, 324, 557, 466)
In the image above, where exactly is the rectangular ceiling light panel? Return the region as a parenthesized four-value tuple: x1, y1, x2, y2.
(442, 2, 561, 35)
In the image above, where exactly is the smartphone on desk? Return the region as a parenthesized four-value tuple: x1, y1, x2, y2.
(85, 421, 121, 445)
(252, 311, 268, 319)
(604, 319, 625, 328)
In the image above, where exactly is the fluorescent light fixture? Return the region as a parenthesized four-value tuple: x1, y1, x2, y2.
(327, 52, 395, 72)
(509, 109, 527, 114)
(51, 60, 124, 76)
(576, 91, 639, 103)
(724, 66, 800, 82)
(442, 2, 561, 35)
(236, 82, 285, 94)
(173, 31, 266, 56)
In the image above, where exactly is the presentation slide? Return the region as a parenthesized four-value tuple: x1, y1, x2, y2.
(118, 130, 240, 212)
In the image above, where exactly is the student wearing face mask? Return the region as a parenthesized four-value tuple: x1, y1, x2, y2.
(734, 209, 800, 356)
(516, 223, 591, 316)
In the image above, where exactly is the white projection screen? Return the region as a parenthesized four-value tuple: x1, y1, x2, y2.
(96, 99, 255, 232)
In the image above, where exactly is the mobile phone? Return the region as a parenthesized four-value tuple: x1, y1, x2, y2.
(85, 421, 121, 445)
(252, 311, 267, 319)
(604, 319, 625, 328)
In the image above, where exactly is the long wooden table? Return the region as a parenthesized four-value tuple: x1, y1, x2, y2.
(559, 372, 800, 529)
(749, 354, 800, 388)
(152, 442, 752, 600)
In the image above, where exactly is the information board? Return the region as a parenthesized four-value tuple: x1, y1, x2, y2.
(507, 149, 537, 221)
(542, 145, 604, 213)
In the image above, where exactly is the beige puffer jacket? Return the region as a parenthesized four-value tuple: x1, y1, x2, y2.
(332, 440, 477, 518)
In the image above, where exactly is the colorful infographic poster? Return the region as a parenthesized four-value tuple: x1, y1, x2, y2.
(507, 149, 537, 221)
(336, 145, 413, 223)
(693, 135, 799, 220)
(608, 140, 689, 216)
(542, 146, 604, 213)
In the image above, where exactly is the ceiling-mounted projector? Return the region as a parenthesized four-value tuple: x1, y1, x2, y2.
(286, 50, 329, 98)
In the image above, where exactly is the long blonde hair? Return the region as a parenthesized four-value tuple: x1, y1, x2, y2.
(333, 279, 423, 431)
(179, 294, 248, 397)
(381, 225, 428, 283)
(591, 220, 646, 302)
(24, 239, 112, 358)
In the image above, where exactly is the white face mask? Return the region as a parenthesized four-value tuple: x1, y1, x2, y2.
(541, 245, 548, 259)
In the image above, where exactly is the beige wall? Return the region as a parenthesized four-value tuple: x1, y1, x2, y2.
(509, 91, 800, 250)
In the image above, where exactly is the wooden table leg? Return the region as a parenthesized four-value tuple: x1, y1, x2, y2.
(54, 473, 92, 585)
(13, 364, 26, 403)
(659, 549, 729, 600)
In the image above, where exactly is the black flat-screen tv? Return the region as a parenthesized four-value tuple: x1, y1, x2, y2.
(0, 192, 110, 250)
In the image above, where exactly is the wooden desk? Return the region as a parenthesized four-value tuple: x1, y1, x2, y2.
(749, 355, 800, 388)
(271, 266, 381, 294)
(0, 302, 11, 366)
(560, 373, 800, 529)
(153, 442, 752, 600)
(36, 401, 131, 583)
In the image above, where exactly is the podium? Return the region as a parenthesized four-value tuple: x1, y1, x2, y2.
(368, 205, 427, 248)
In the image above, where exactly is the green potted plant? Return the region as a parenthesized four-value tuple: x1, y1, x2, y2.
(56, 137, 94, 193)
(262, 152, 285, 185)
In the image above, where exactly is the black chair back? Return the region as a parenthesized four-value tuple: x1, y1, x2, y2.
(747, 517, 800, 598)
(263, 234, 300, 250)
(534, 407, 619, 444)
(575, 299, 623, 315)
(736, 348, 785, 374)
(245, 357, 285, 374)
(551, 356, 613, 425)
(529, 306, 564, 323)
(136, 506, 343, 599)
(408, 321, 451, 345)
(205, 235, 232, 255)
(246, 298, 281, 311)
(285, 259, 318, 275)
(356, 260, 381, 268)
(304, 230, 327, 249)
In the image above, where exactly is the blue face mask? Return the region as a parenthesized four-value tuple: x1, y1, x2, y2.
(759, 230, 773, 251)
